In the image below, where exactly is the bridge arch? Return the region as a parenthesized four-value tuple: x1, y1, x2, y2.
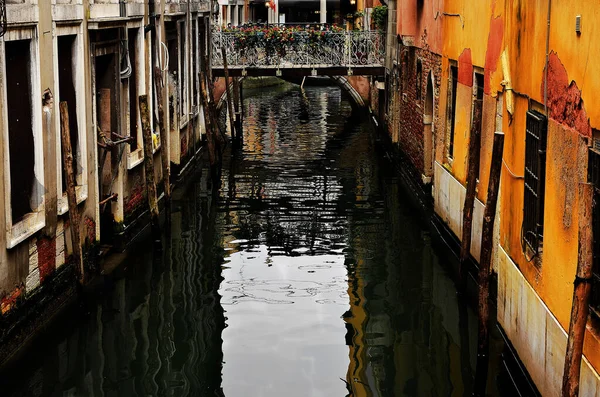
(328, 76, 367, 107)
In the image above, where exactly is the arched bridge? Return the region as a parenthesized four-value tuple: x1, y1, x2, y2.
(211, 25, 385, 77)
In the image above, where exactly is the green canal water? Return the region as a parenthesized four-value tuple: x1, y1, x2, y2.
(1, 82, 518, 396)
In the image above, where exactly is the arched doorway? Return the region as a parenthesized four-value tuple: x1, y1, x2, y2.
(423, 72, 434, 183)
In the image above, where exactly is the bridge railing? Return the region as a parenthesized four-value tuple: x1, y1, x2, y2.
(211, 27, 385, 69)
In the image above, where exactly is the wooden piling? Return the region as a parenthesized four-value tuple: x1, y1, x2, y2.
(233, 77, 242, 141)
(473, 131, 504, 396)
(221, 47, 236, 141)
(459, 102, 482, 288)
(200, 69, 217, 167)
(59, 102, 84, 283)
(139, 95, 160, 228)
(562, 183, 594, 397)
(154, 67, 171, 200)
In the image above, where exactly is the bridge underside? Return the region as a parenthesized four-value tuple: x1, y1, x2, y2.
(211, 65, 385, 77)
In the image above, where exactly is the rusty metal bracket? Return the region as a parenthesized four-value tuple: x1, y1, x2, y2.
(99, 193, 118, 206)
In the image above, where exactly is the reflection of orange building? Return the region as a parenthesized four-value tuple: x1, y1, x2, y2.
(344, 259, 370, 397)
(378, 0, 600, 393)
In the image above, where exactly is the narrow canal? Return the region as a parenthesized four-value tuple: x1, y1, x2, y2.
(2, 81, 515, 396)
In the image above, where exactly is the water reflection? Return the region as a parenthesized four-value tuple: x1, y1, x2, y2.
(2, 82, 507, 396)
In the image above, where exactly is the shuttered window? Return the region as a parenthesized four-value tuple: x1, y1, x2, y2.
(522, 110, 547, 255)
(588, 147, 600, 315)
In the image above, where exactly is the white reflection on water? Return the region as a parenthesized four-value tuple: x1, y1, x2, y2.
(220, 244, 350, 397)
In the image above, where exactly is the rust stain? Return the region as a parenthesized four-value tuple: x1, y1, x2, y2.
(458, 48, 473, 87)
(544, 51, 592, 137)
(484, 17, 504, 95)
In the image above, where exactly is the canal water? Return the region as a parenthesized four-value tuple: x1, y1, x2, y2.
(2, 82, 515, 396)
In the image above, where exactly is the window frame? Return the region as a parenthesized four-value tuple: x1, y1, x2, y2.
(126, 25, 146, 169)
(0, 28, 45, 249)
(522, 109, 548, 257)
(588, 145, 600, 317)
(55, 24, 89, 215)
(446, 62, 458, 161)
(178, 19, 189, 128)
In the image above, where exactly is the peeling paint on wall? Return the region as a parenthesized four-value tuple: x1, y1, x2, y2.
(484, 16, 504, 95)
(458, 48, 473, 87)
(544, 51, 592, 137)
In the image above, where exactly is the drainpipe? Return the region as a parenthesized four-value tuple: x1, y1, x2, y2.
(544, 0, 551, 114)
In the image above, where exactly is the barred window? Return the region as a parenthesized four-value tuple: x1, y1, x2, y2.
(522, 110, 548, 256)
(588, 146, 600, 316)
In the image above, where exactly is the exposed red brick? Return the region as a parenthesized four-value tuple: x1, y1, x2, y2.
(544, 51, 591, 137)
(458, 48, 473, 87)
(37, 237, 56, 283)
(181, 131, 188, 156)
(84, 216, 96, 244)
(1, 285, 24, 315)
(484, 17, 504, 95)
(124, 183, 145, 216)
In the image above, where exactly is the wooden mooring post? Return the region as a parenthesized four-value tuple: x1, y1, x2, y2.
(233, 77, 243, 141)
(459, 102, 482, 289)
(222, 47, 236, 141)
(59, 102, 84, 283)
(154, 67, 170, 200)
(200, 61, 217, 168)
(562, 183, 594, 397)
(473, 131, 504, 396)
(139, 95, 160, 229)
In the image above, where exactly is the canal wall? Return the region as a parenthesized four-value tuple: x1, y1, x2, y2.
(0, 0, 210, 368)
(375, 0, 600, 394)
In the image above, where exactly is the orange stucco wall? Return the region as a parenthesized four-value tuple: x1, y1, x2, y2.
(396, 0, 443, 54)
(436, 0, 600, 374)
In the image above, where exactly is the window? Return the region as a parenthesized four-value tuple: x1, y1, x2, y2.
(6, 40, 35, 223)
(588, 145, 600, 316)
(447, 64, 458, 158)
(179, 20, 188, 123)
(166, 22, 179, 132)
(522, 110, 548, 256)
(1, 29, 45, 248)
(58, 35, 80, 195)
(191, 19, 198, 113)
(56, 29, 88, 214)
(128, 28, 140, 151)
(416, 59, 422, 101)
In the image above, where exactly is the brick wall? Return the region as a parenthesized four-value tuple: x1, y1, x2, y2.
(385, 43, 442, 178)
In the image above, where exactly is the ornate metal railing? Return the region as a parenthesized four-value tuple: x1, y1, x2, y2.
(211, 29, 385, 69)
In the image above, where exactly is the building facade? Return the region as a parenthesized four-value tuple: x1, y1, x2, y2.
(0, 0, 211, 361)
(381, 0, 600, 393)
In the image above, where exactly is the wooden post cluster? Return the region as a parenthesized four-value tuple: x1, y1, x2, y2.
(473, 131, 504, 396)
(562, 183, 594, 397)
(59, 102, 85, 283)
(151, 14, 170, 201)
